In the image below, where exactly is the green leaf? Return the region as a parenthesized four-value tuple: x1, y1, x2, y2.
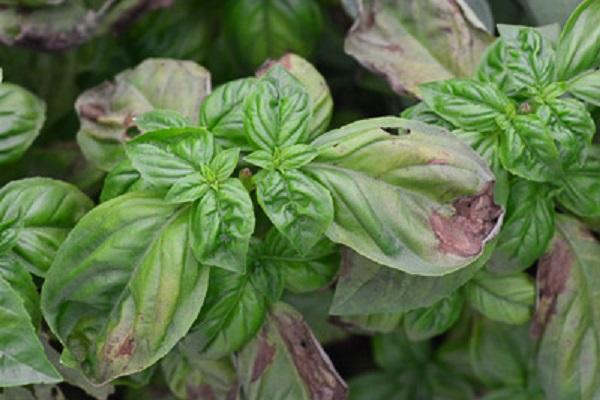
(344, 0, 493, 97)
(567, 69, 600, 106)
(200, 78, 258, 149)
(257, 54, 333, 139)
(0, 255, 39, 327)
(333, 313, 402, 335)
(477, 39, 514, 94)
(404, 291, 464, 341)
(260, 228, 339, 294)
(555, 0, 600, 80)
(244, 150, 274, 170)
(164, 174, 208, 204)
(420, 79, 514, 133)
(209, 148, 240, 182)
(488, 179, 555, 273)
(0, 83, 45, 165)
(100, 159, 149, 203)
(134, 110, 190, 133)
(330, 249, 484, 315)
(498, 114, 562, 182)
(237, 302, 347, 400)
(309, 118, 502, 275)
(184, 267, 267, 360)
(244, 77, 311, 151)
(126, 128, 213, 188)
(278, 144, 318, 170)
(41, 193, 210, 384)
(533, 215, 600, 399)
(76, 59, 211, 171)
(190, 179, 254, 272)
(0, 276, 61, 387)
(400, 102, 454, 130)
(465, 270, 535, 324)
(224, 0, 323, 70)
(557, 144, 600, 218)
(256, 169, 333, 254)
(0, 178, 93, 276)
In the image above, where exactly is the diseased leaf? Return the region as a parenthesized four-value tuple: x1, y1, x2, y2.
(404, 291, 464, 341)
(0, 83, 45, 165)
(237, 302, 347, 400)
(557, 144, 600, 218)
(76, 59, 211, 171)
(42, 193, 210, 384)
(309, 118, 502, 275)
(345, 0, 493, 97)
(533, 215, 600, 400)
(0, 276, 61, 387)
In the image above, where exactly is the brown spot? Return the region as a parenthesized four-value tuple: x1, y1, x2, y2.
(116, 335, 135, 357)
(519, 102, 533, 114)
(256, 53, 294, 77)
(430, 182, 502, 257)
(79, 102, 107, 122)
(531, 237, 573, 337)
(428, 158, 447, 165)
(251, 329, 276, 382)
(272, 311, 348, 400)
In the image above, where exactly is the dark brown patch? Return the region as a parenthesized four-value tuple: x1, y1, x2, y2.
(531, 237, 573, 337)
(116, 335, 135, 357)
(430, 182, 502, 257)
(79, 102, 107, 122)
(251, 328, 276, 382)
(273, 311, 348, 400)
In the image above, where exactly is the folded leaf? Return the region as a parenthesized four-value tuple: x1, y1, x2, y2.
(309, 118, 503, 275)
(42, 193, 209, 384)
(237, 302, 347, 400)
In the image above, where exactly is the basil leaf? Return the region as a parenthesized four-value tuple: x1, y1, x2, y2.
(0, 255, 39, 327)
(334, 313, 402, 335)
(278, 144, 318, 170)
(134, 110, 190, 133)
(498, 114, 562, 182)
(164, 174, 208, 204)
(190, 179, 254, 272)
(260, 228, 339, 294)
(209, 148, 240, 182)
(76, 59, 211, 171)
(244, 150, 274, 170)
(344, 0, 493, 97)
(237, 302, 347, 400)
(0, 83, 45, 165)
(100, 159, 148, 203)
(224, 0, 323, 70)
(533, 215, 600, 399)
(0, 178, 93, 277)
(403, 291, 464, 341)
(420, 79, 514, 133)
(488, 179, 555, 274)
(567, 69, 600, 106)
(126, 128, 213, 188)
(256, 169, 333, 254)
(257, 54, 333, 139)
(200, 78, 258, 149)
(400, 102, 454, 130)
(244, 76, 311, 151)
(184, 267, 267, 360)
(0, 276, 61, 387)
(309, 118, 502, 275)
(465, 270, 535, 325)
(42, 193, 210, 384)
(477, 39, 514, 94)
(331, 249, 484, 315)
(557, 144, 600, 218)
(555, 0, 600, 80)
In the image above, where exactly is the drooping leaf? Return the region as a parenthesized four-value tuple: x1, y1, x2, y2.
(76, 59, 211, 171)
(42, 193, 210, 384)
(344, 0, 493, 97)
(237, 302, 347, 400)
(308, 118, 502, 275)
(403, 291, 464, 341)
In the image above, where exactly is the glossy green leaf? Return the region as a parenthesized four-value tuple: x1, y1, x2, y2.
(309, 118, 502, 275)
(0, 276, 61, 387)
(134, 110, 190, 133)
(344, 0, 493, 97)
(190, 179, 254, 272)
(567, 68, 600, 106)
(557, 144, 600, 218)
(237, 302, 347, 400)
(0, 255, 39, 327)
(164, 174, 208, 204)
(0, 178, 93, 276)
(42, 193, 209, 384)
(465, 270, 535, 325)
(555, 0, 600, 80)
(0, 83, 45, 165)
(533, 215, 600, 399)
(404, 291, 464, 341)
(477, 39, 514, 94)
(224, 0, 323, 70)
(256, 169, 333, 255)
(488, 179, 555, 274)
(100, 159, 148, 203)
(76, 59, 211, 171)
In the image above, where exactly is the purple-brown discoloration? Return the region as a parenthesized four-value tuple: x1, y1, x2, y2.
(251, 328, 276, 382)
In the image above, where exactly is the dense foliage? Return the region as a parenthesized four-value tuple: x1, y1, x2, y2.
(0, 1, 599, 399)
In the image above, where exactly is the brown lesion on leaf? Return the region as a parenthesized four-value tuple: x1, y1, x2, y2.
(531, 237, 573, 337)
(430, 182, 502, 257)
(251, 328, 276, 382)
(116, 335, 136, 357)
(272, 310, 348, 400)
(256, 53, 294, 77)
(79, 102, 108, 122)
